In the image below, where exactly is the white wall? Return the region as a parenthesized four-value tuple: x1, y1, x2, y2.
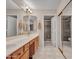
(35, 15, 44, 48)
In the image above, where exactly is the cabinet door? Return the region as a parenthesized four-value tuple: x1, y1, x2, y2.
(12, 48, 23, 59)
(29, 42, 35, 57)
(20, 50, 29, 59)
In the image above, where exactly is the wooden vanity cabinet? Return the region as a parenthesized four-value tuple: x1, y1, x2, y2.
(6, 36, 39, 59)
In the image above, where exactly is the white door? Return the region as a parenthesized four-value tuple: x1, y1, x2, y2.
(51, 16, 57, 47)
(51, 16, 62, 48)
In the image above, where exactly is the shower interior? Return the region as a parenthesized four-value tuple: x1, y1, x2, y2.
(62, 16, 72, 47)
(61, 16, 72, 59)
(44, 16, 53, 46)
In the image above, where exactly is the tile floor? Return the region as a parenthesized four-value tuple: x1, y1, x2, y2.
(33, 41, 65, 59)
(63, 41, 72, 59)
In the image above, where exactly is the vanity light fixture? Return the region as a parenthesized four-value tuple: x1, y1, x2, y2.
(25, 7, 32, 14)
(28, 8, 32, 14)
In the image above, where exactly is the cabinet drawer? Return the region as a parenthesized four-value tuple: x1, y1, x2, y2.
(12, 47, 23, 59)
(24, 43, 29, 52)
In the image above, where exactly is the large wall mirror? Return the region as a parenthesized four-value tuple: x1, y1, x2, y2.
(6, 15, 37, 37)
(6, 15, 17, 37)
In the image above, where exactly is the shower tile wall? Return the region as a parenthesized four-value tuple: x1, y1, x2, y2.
(44, 21, 51, 41)
(62, 16, 71, 41)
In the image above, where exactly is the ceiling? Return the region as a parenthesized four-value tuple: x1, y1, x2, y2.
(24, 0, 62, 10)
(6, 0, 62, 10)
(6, 0, 20, 9)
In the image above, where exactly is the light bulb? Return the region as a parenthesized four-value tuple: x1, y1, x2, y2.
(30, 10, 32, 13)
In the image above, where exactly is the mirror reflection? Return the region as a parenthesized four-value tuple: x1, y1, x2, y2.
(6, 15, 37, 37)
(6, 15, 17, 37)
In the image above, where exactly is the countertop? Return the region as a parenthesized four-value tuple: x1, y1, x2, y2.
(6, 32, 39, 56)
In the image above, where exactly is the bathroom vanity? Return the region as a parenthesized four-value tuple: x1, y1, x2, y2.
(6, 15, 39, 59)
(6, 33, 39, 59)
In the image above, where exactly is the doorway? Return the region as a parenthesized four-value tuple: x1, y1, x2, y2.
(61, 16, 72, 59)
(44, 16, 53, 46)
